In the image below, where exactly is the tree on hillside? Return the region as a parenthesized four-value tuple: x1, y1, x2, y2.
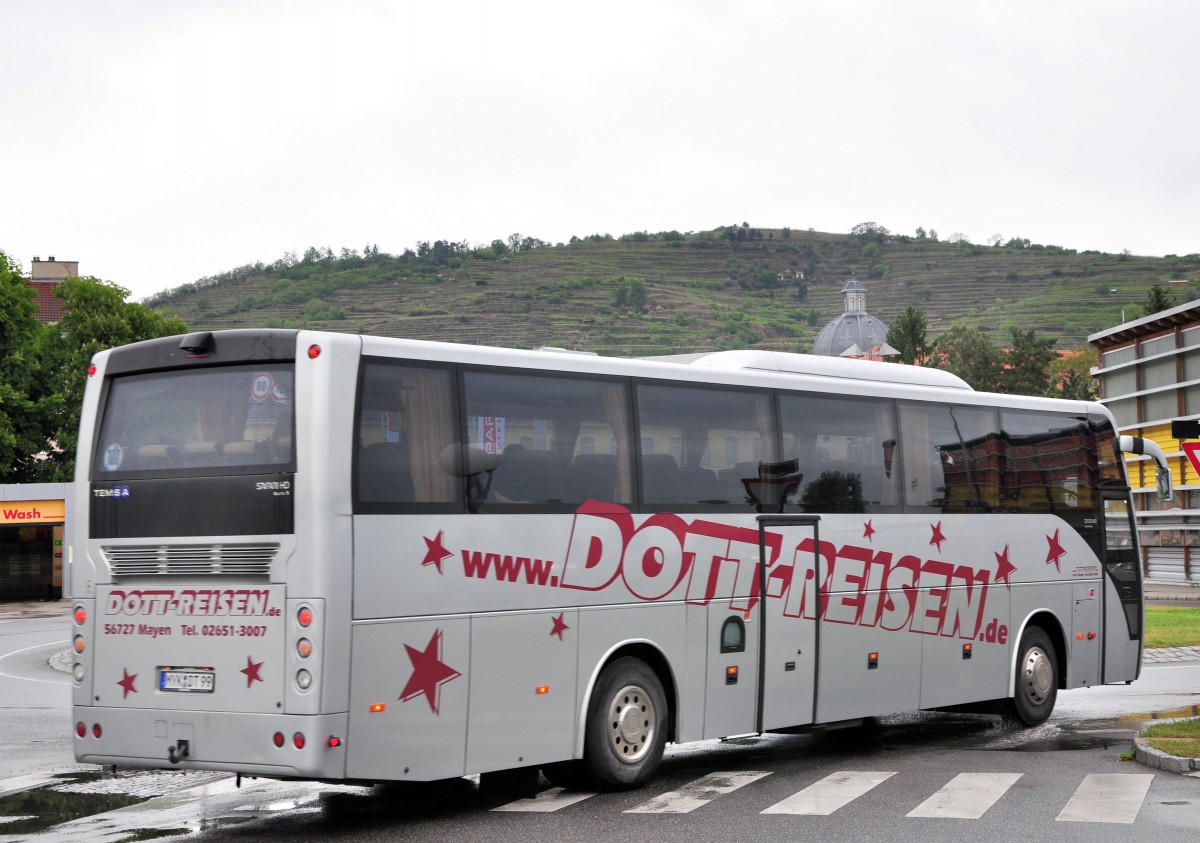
(850, 222, 889, 244)
(933, 324, 1003, 391)
(1047, 346, 1099, 400)
(627, 279, 648, 313)
(32, 277, 188, 481)
(1143, 283, 1176, 316)
(886, 305, 930, 365)
(613, 278, 648, 313)
(0, 250, 45, 482)
(1001, 326, 1056, 396)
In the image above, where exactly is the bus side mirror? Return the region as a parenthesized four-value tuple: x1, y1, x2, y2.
(1157, 466, 1173, 503)
(1119, 434, 1173, 504)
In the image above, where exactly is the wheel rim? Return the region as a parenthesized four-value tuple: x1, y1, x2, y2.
(1019, 645, 1053, 706)
(606, 683, 657, 764)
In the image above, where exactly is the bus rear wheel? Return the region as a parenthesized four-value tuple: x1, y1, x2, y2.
(1008, 626, 1058, 726)
(581, 657, 667, 790)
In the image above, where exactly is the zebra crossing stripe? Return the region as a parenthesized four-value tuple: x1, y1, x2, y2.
(625, 771, 772, 814)
(491, 787, 597, 812)
(761, 770, 896, 815)
(906, 772, 1023, 818)
(1056, 773, 1154, 824)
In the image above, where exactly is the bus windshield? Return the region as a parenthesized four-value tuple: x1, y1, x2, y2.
(92, 364, 295, 479)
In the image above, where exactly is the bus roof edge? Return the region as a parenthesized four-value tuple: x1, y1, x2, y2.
(646, 350, 973, 390)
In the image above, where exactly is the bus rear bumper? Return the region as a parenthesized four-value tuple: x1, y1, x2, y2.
(72, 707, 349, 780)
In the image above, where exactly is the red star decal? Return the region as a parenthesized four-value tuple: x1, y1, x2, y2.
(399, 629, 461, 715)
(1045, 529, 1067, 572)
(550, 613, 570, 640)
(241, 657, 264, 687)
(421, 530, 454, 574)
(117, 668, 138, 699)
(929, 521, 947, 552)
(863, 520, 876, 541)
(994, 544, 1017, 588)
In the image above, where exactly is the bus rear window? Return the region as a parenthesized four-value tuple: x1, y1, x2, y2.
(93, 365, 295, 479)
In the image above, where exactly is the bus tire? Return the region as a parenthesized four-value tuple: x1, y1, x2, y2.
(1008, 625, 1058, 726)
(582, 657, 667, 790)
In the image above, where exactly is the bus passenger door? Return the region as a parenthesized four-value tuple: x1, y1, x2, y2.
(757, 517, 819, 731)
(1101, 493, 1143, 683)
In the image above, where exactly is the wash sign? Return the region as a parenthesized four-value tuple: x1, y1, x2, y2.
(1, 499, 65, 524)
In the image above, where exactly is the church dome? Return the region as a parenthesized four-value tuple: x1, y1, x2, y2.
(812, 278, 892, 357)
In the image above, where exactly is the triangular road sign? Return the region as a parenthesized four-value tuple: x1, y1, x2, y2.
(1182, 441, 1200, 478)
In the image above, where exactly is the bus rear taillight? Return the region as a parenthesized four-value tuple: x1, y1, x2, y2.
(74, 606, 87, 625)
(76, 722, 86, 738)
(297, 606, 313, 628)
(293, 732, 306, 749)
(92, 724, 102, 738)
(307, 345, 321, 360)
(273, 732, 285, 748)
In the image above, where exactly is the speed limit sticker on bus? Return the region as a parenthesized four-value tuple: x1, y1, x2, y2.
(251, 372, 273, 402)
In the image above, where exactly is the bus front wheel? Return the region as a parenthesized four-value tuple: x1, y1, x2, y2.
(581, 657, 667, 790)
(1008, 626, 1058, 726)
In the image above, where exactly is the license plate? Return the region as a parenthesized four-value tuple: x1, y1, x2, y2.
(159, 668, 215, 693)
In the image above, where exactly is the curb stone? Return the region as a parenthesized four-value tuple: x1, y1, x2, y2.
(1134, 736, 1200, 774)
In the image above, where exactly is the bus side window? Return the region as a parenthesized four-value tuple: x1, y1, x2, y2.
(780, 393, 901, 514)
(1001, 411, 1093, 514)
(898, 403, 1001, 514)
(356, 361, 458, 507)
(462, 371, 634, 509)
(634, 383, 776, 508)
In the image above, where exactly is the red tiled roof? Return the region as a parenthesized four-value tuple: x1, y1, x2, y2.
(29, 281, 65, 324)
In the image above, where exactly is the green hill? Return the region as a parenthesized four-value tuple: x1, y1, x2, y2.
(145, 225, 1200, 355)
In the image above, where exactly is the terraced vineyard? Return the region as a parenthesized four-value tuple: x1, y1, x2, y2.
(148, 227, 1200, 355)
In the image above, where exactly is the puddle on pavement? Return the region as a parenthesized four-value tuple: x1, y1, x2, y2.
(0, 772, 149, 835)
(975, 720, 1136, 752)
(991, 731, 1125, 752)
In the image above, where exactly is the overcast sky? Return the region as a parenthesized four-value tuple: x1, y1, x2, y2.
(5, 1, 1199, 301)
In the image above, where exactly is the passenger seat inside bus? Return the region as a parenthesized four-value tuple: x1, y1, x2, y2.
(492, 446, 563, 503)
(358, 442, 415, 502)
(563, 453, 618, 503)
(640, 453, 682, 503)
